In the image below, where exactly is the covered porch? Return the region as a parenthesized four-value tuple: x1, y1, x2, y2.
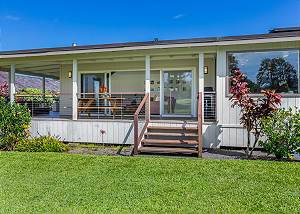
(2, 52, 217, 122)
(0, 49, 221, 156)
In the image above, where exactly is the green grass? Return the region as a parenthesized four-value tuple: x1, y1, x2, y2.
(1, 152, 300, 213)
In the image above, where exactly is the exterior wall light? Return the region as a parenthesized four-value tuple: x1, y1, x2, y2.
(204, 66, 208, 74)
(68, 71, 72, 78)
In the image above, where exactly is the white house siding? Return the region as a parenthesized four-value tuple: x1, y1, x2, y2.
(30, 118, 146, 145)
(29, 118, 219, 147)
(216, 41, 300, 147)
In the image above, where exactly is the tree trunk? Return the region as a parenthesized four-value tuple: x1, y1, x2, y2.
(246, 130, 251, 158)
(249, 132, 260, 157)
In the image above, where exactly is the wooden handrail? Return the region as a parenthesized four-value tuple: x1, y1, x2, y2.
(197, 92, 203, 158)
(133, 93, 150, 155)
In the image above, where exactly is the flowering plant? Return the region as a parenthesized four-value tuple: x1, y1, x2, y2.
(0, 82, 8, 97)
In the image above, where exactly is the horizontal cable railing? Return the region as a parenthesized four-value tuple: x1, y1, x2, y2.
(15, 93, 72, 118)
(78, 92, 145, 119)
(204, 92, 216, 121)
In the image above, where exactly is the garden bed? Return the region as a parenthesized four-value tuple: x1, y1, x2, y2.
(66, 143, 300, 161)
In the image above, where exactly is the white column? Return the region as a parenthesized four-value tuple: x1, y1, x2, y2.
(42, 76, 46, 104)
(216, 48, 226, 125)
(145, 55, 151, 93)
(145, 55, 151, 120)
(198, 52, 205, 118)
(72, 59, 78, 120)
(9, 64, 16, 103)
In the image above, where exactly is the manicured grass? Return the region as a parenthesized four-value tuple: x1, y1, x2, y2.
(0, 152, 300, 213)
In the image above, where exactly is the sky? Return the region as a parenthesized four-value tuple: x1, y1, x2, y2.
(0, 0, 300, 51)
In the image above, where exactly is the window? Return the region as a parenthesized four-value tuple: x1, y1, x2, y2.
(228, 49, 299, 94)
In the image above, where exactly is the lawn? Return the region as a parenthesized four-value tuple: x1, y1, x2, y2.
(0, 152, 300, 213)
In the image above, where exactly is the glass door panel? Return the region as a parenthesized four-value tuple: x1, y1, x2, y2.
(81, 73, 106, 115)
(163, 70, 192, 115)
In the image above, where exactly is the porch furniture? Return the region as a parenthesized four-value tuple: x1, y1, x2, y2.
(78, 97, 125, 119)
(150, 101, 160, 115)
(150, 95, 160, 115)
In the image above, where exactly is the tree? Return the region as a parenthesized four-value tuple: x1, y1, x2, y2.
(257, 57, 298, 93)
(230, 70, 282, 158)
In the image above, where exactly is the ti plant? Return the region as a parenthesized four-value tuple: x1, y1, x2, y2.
(229, 70, 282, 158)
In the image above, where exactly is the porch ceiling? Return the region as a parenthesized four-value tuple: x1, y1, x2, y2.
(0, 63, 60, 79)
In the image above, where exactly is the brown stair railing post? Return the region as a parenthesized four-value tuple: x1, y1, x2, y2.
(197, 92, 203, 158)
(133, 93, 149, 155)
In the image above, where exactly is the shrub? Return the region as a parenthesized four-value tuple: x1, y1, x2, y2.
(229, 70, 282, 158)
(15, 135, 68, 152)
(260, 108, 300, 159)
(0, 97, 31, 150)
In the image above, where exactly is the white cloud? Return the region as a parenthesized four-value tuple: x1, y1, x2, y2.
(173, 14, 184, 20)
(3, 15, 21, 21)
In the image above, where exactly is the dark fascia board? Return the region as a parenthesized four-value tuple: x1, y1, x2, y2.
(0, 30, 299, 56)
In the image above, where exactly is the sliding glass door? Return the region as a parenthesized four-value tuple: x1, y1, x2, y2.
(81, 73, 110, 96)
(163, 70, 192, 116)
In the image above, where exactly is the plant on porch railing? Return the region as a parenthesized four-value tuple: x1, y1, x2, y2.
(229, 70, 282, 158)
(16, 88, 57, 105)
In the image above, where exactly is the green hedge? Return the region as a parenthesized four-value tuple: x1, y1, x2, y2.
(15, 136, 68, 152)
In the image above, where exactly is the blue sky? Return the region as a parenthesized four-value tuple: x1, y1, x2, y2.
(0, 0, 300, 51)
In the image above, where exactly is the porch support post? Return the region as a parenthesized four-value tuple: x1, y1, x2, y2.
(198, 52, 204, 119)
(42, 76, 46, 103)
(145, 55, 151, 121)
(42, 76, 46, 93)
(9, 64, 16, 103)
(216, 48, 226, 124)
(72, 59, 78, 120)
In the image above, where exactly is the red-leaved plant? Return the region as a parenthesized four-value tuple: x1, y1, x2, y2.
(230, 70, 282, 158)
(0, 82, 8, 97)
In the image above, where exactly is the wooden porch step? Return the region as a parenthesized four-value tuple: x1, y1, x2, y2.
(139, 146, 198, 154)
(147, 126, 198, 132)
(144, 132, 198, 137)
(147, 126, 198, 133)
(142, 139, 198, 147)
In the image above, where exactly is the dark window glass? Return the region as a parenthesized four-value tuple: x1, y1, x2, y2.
(228, 50, 299, 93)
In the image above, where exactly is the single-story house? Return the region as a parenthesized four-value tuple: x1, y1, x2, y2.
(0, 27, 299, 157)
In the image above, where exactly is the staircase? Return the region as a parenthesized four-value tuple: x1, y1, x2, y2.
(132, 92, 203, 158)
(137, 123, 202, 157)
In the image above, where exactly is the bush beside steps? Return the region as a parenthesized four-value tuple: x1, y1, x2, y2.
(15, 136, 68, 152)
